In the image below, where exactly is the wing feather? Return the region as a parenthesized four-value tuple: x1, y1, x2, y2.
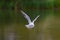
(32, 15, 40, 23)
(21, 10, 31, 23)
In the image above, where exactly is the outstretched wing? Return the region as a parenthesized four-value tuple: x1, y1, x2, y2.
(32, 15, 40, 23)
(21, 10, 31, 23)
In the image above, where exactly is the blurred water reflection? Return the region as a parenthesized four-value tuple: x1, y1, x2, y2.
(4, 25, 16, 40)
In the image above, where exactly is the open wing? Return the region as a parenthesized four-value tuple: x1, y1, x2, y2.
(32, 15, 40, 23)
(21, 10, 31, 23)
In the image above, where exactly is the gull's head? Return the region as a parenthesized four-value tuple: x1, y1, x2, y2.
(25, 23, 34, 29)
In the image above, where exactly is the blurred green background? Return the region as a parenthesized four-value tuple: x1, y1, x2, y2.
(0, 0, 60, 40)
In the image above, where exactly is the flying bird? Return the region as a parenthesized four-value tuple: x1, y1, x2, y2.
(21, 10, 40, 29)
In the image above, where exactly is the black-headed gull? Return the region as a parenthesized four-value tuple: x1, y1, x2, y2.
(21, 10, 40, 29)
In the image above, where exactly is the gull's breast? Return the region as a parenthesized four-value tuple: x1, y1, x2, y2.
(28, 24, 34, 28)
(25, 23, 34, 29)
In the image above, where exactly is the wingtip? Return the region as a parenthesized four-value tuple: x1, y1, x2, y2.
(38, 15, 40, 17)
(20, 10, 23, 12)
(20, 10, 25, 14)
